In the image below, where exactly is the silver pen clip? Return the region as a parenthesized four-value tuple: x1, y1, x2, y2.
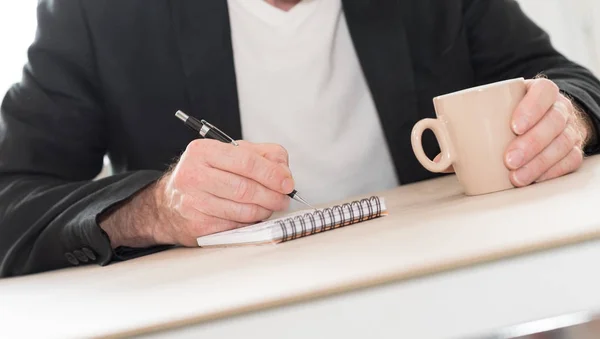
(200, 119, 239, 146)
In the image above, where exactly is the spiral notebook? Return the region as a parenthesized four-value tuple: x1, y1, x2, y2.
(196, 196, 387, 247)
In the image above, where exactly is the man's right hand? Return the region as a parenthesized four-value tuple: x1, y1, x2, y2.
(99, 139, 294, 248)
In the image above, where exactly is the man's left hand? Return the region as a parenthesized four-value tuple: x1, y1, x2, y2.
(504, 78, 593, 187)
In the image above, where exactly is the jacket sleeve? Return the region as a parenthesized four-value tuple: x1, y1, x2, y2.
(0, 0, 168, 278)
(463, 0, 600, 155)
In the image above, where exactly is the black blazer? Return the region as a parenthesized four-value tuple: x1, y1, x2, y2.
(1, 0, 600, 278)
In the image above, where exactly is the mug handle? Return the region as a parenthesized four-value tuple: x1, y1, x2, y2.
(411, 118, 454, 173)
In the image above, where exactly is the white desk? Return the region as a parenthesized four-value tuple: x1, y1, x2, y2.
(2, 156, 600, 339)
(135, 239, 600, 339)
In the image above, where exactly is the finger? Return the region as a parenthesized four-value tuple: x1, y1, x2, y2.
(192, 167, 290, 211)
(169, 192, 246, 242)
(190, 215, 250, 238)
(179, 215, 249, 247)
(505, 96, 571, 170)
(510, 124, 580, 187)
(433, 153, 455, 173)
(237, 140, 290, 165)
(188, 139, 295, 194)
(181, 191, 274, 224)
(512, 78, 560, 135)
(536, 147, 584, 183)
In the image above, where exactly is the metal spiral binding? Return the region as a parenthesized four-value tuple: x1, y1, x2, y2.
(277, 196, 382, 242)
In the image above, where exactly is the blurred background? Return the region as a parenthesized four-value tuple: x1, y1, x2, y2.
(1, 0, 599, 96)
(1, 0, 599, 176)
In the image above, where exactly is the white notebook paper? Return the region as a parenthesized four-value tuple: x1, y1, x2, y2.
(196, 196, 387, 247)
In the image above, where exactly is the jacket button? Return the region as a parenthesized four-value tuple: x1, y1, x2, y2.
(82, 248, 96, 261)
(65, 253, 79, 266)
(73, 250, 88, 263)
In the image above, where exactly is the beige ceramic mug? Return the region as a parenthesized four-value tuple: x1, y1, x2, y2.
(411, 78, 527, 196)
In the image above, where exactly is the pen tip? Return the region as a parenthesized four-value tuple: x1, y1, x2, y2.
(175, 110, 189, 122)
(293, 193, 317, 210)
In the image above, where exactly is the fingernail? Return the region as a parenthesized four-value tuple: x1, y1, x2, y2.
(281, 178, 294, 193)
(506, 149, 525, 169)
(513, 115, 529, 135)
(513, 166, 531, 186)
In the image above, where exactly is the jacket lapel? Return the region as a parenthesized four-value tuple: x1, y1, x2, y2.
(342, 0, 421, 184)
(169, 0, 243, 140)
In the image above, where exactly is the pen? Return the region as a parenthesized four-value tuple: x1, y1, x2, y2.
(175, 110, 316, 210)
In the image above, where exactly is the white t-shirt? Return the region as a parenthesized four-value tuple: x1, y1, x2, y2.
(227, 0, 399, 209)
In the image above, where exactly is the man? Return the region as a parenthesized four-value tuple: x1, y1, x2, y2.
(1, 0, 599, 278)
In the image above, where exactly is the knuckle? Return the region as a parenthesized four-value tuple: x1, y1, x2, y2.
(539, 78, 559, 95)
(572, 132, 583, 147)
(525, 136, 544, 156)
(572, 148, 584, 167)
(265, 163, 283, 183)
(233, 178, 254, 201)
(573, 127, 583, 145)
(186, 139, 205, 154)
(551, 103, 570, 127)
(238, 204, 260, 223)
(246, 204, 262, 221)
(275, 144, 289, 159)
(531, 102, 545, 118)
(190, 139, 224, 159)
(557, 159, 570, 177)
(563, 97, 575, 113)
(564, 126, 580, 146)
(557, 132, 573, 152)
(238, 153, 257, 175)
(534, 152, 551, 171)
(171, 164, 202, 191)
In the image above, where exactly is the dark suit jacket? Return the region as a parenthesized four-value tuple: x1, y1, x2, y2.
(1, 0, 600, 278)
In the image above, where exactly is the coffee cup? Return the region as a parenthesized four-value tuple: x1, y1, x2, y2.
(411, 78, 527, 195)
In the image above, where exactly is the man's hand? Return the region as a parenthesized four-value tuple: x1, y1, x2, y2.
(99, 139, 294, 248)
(504, 78, 594, 186)
(434, 78, 596, 184)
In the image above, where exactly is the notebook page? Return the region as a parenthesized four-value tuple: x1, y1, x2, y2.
(195, 209, 315, 246)
(196, 197, 386, 247)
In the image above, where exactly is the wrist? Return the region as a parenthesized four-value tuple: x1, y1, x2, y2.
(146, 173, 176, 245)
(574, 107, 597, 150)
(98, 178, 167, 249)
(566, 94, 597, 151)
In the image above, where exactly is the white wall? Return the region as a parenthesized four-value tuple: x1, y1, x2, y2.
(1, 1, 598, 95)
(0, 2, 37, 97)
(518, 0, 600, 76)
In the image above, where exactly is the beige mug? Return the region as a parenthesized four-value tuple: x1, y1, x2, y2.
(411, 78, 527, 196)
